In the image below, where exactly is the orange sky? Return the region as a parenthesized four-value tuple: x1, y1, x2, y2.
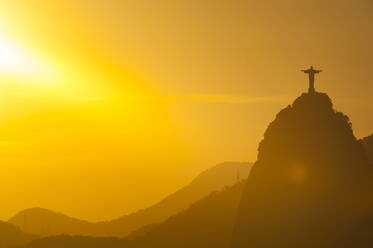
(0, 0, 372, 221)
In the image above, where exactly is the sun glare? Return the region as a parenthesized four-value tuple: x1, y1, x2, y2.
(0, 36, 57, 84)
(0, 38, 33, 73)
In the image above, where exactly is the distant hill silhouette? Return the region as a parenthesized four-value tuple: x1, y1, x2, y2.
(10, 162, 251, 237)
(361, 134, 373, 164)
(18, 181, 246, 248)
(8, 208, 93, 238)
(0, 221, 36, 247)
(232, 92, 373, 248)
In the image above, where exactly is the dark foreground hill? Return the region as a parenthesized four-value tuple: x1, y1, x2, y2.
(129, 181, 245, 248)
(10, 162, 251, 237)
(0, 221, 36, 248)
(18, 181, 246, 248)
(16, 236, 128, 248)
(232, 92, 373, 248)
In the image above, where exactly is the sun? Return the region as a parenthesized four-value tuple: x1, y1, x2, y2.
(0, 36, 58, 84)
(0, 37, 32, 73)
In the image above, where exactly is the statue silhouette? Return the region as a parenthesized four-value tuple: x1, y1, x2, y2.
(302, 66, 322, 93)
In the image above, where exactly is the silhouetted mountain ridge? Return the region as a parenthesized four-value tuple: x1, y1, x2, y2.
(129, 181, 246, 248)
(17, 180, 247, 248)
(10, 162, 251, 237)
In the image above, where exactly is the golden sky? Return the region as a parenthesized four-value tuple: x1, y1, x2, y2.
(0, 0, 372, 221)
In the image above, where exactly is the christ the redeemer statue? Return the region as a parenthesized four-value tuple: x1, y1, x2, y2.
(302, 66, 322, 93)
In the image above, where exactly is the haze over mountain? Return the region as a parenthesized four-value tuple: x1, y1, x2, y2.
(0, 221, 36, 248)
(232, 92, 373, 247)
(10, 162, 251, 237)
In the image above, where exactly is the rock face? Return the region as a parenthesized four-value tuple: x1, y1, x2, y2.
(361, 134, 373, 164)
(232, 92, 373, 248)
